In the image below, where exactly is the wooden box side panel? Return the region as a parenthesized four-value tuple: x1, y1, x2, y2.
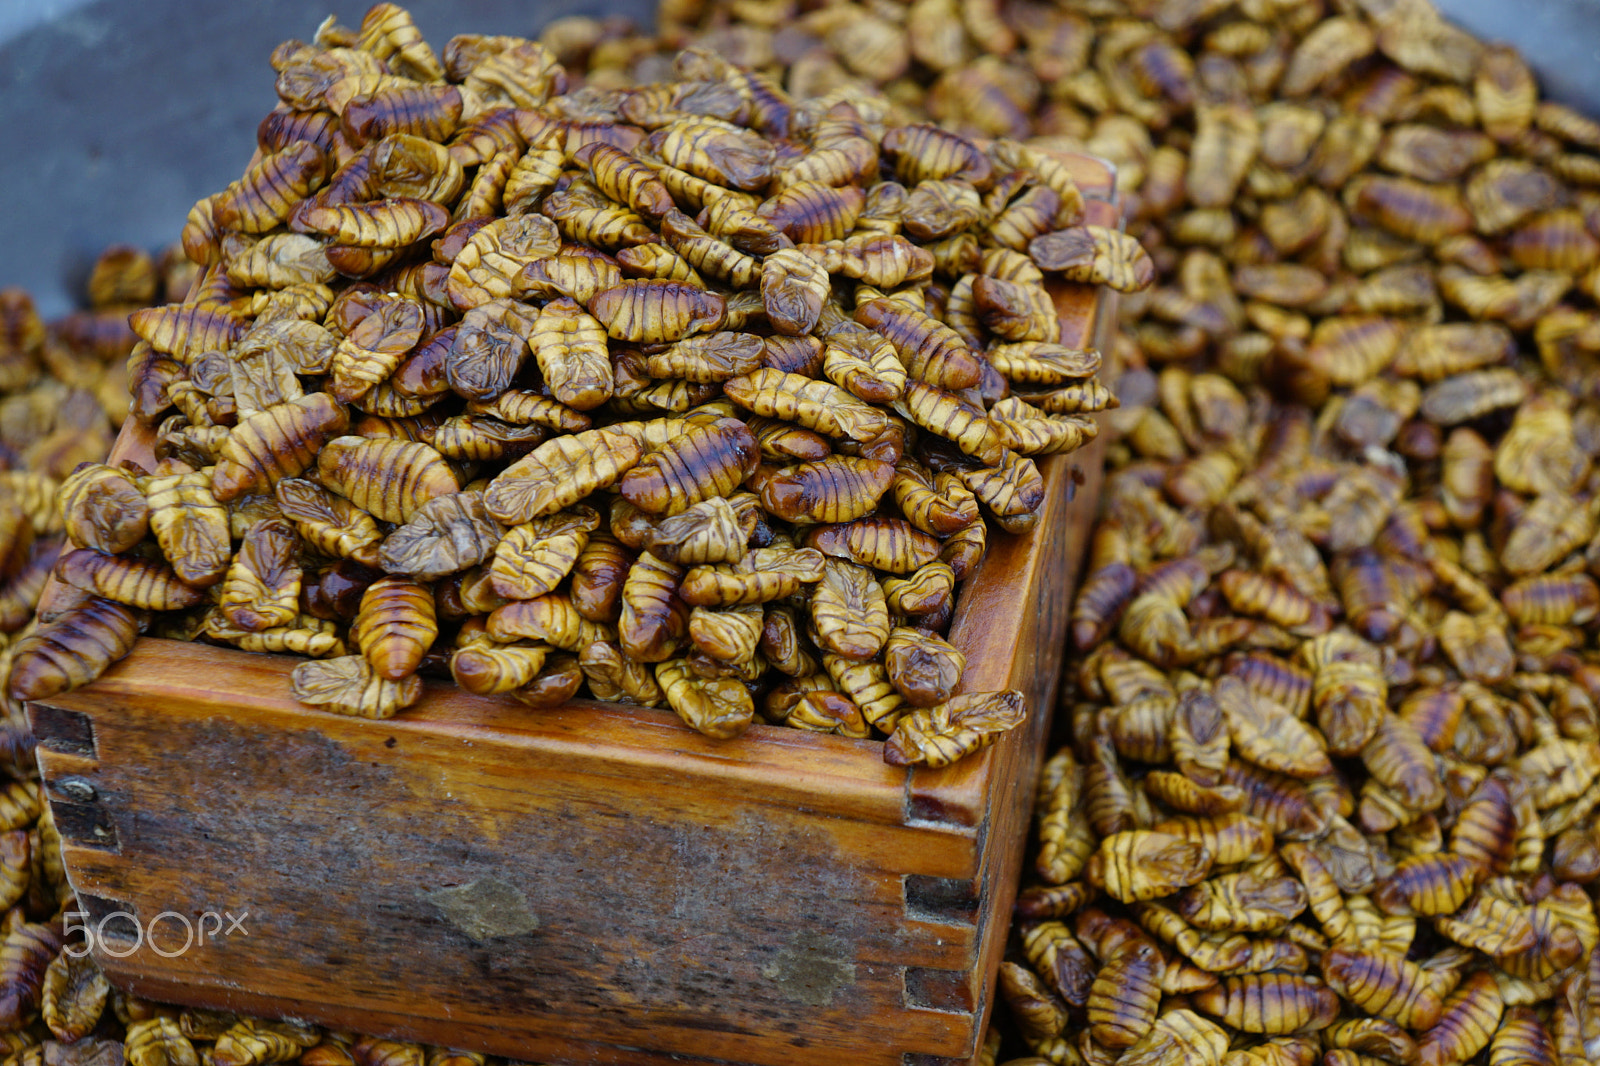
(38, 676, 973, 1066)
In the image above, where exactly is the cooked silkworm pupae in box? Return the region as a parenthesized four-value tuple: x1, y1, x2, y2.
(19, 4, 1137, 1064)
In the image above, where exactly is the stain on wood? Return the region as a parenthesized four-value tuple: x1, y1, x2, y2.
(30, 156, 1121, 1066)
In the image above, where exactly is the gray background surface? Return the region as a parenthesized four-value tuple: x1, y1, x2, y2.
(0, 0, 1596, 316)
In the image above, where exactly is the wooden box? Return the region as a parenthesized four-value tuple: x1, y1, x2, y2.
(28, 161, 1119, 1066)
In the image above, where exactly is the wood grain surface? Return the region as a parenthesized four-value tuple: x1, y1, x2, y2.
(30, 155, 1121, 1066)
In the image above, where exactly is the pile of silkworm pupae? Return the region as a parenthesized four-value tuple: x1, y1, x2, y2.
(4, 3, 1140, 777)
(3, 0, 1600, 1064)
